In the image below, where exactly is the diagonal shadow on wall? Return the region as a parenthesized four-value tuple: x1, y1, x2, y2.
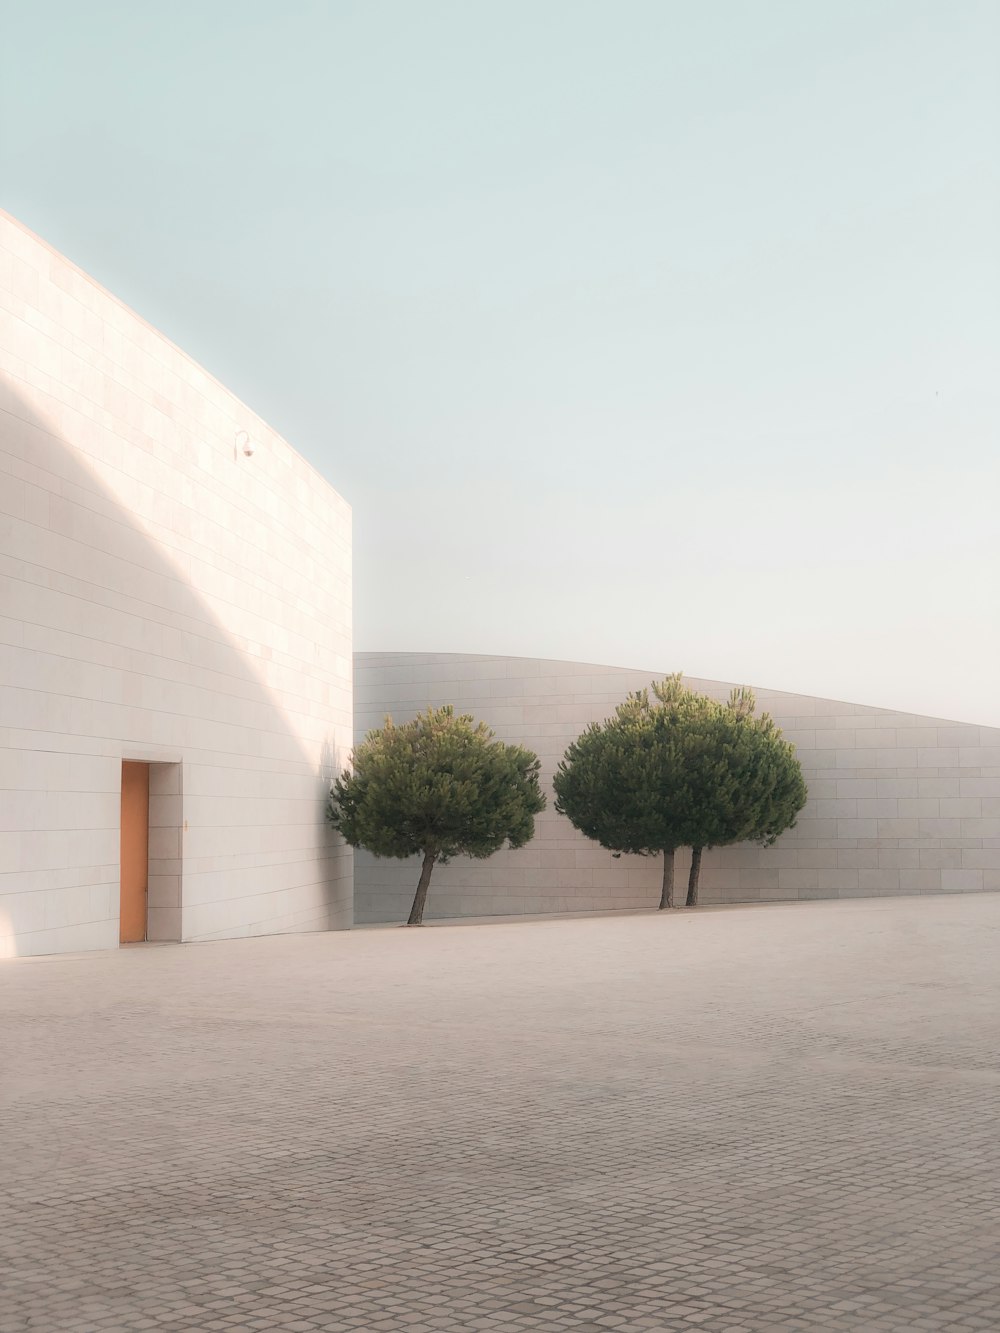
(1, 375, 352, 957)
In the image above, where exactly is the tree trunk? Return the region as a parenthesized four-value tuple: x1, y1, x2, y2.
(407, 851, 437, 926)
(686, 845, 703, 907)
(658, 847, 675, 910)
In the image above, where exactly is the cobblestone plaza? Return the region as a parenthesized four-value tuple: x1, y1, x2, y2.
(3, 895, 999, 1332)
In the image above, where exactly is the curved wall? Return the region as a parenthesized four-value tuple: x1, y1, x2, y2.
(0, 213, 352, 956)
(354, 653, 1000, 922)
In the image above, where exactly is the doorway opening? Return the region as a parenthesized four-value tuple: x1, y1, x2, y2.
(119, 760, 183, 944)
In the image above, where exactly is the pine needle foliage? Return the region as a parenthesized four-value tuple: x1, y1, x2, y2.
(553, 675, 807, 909)
(328, 706, 546, 925)
(681, 686, 807, 905)
(553, 675, 716, 909)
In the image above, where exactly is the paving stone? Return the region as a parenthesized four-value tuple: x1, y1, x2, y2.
(2, 895, 999, 1332)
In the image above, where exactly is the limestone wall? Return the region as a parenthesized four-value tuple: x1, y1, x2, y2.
(354, 653, 1000, 922)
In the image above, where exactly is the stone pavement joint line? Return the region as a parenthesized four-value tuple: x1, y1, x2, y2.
(2, 894, 999, 1332)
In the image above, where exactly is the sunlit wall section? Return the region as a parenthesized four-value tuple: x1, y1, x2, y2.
(0, 212, 352, 956)
(354, 653, 1000, 923)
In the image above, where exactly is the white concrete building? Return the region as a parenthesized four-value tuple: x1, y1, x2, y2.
(354, 653, 1000, 923)
(0, 213, 353, 957)
(4, 210, 999, 955)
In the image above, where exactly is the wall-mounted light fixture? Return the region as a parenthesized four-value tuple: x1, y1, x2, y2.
(235, 430, 254, 459)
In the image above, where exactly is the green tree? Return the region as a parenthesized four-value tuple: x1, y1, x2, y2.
(554, 676, 808, 910)
(327, 706, 546, 926)
(552, 676, 716, 909)
(682, 688, 808, 906)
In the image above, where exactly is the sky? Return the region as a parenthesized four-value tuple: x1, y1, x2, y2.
(2, 0, 998, 724)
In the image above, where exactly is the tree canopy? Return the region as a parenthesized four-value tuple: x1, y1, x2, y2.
(328, 706, 546, 925)
(553, 676, 807, 909)
(679, 686, 807, 904)
(553, 676, 716, 908)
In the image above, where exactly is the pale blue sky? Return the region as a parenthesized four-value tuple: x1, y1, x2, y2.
(3, 1, 998, 722)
